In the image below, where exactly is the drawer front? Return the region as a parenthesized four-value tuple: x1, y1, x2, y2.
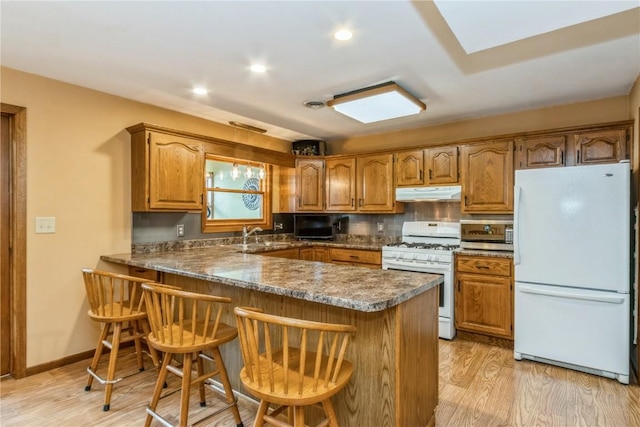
(330, 248, 381, 265)
(261, 248, 300, 259)
(128, 266, 161, 281)
(456, 256, 512, 277)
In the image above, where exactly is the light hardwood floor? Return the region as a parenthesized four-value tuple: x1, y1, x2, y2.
(1, 338, 639, 426)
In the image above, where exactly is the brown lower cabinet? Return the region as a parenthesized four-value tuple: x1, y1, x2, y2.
(299, 247, 330, 262)
(329, 247, 381, 269)
(454, 254, 513, 339)
(267, 246, 381, 269)
(260, 247, 300, 259)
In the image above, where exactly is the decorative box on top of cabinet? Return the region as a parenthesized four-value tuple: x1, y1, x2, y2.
(128, 124, 204, 212)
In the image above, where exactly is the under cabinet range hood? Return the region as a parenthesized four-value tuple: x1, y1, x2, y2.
(395, 185, 461, 202)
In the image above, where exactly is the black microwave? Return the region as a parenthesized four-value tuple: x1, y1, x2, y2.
(294, 215, 334, 240)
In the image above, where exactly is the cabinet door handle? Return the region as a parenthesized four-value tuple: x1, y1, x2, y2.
(457, 280, 461, 292)
(349, 255, 360, 259)
(577, 149, 581, 164)
(351, 198, 354, 207)
(477, 265, 490, 269)
(429, 169, 433, 179)
(419, 170, 423, 180)
(560, 151, 564, 165)
(359, 198, 363, 207)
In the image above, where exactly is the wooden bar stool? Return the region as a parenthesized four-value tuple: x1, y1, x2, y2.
(234, 307, 356, 427)
(81, 268, 161, 411)
(142, 283, 244, 427)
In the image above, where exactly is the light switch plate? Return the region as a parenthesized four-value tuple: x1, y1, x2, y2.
(35, 217, 56, 234)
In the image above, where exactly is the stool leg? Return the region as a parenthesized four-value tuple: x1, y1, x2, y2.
(140, 318, 160, 368)
(132, 320, 144, 371)
(179, 352, 194, 427)
(145, 351, 172, 427)
(211, 347, 243, 426)
(254, 400, 269, 427)
(85, 322, 110, 391)
(292, 406, 305, 427)
(321, 399, 339, 427)
(196, 351, 206, 407)
(102, 322, 122, 411)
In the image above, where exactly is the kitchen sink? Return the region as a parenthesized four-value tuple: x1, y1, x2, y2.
(229, 242, 293, 251)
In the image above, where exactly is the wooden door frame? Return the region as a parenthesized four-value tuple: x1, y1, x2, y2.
(1, 103, 27, 379)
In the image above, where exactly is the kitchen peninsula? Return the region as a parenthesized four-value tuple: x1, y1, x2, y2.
(101, 245, 442, 427)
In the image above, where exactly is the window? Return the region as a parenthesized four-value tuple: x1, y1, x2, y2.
(202, 156, 271, 233)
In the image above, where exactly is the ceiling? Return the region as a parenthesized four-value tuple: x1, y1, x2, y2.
(1, 1, 639, 142)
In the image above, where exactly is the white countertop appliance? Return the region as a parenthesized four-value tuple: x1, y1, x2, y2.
(382, 221, 461, 340)
(514, 161, 631, 384)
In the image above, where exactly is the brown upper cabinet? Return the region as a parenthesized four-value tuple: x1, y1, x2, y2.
(574, 128, 628, 166)
(356, 153, 398, 212)
(396, 150, 424, 186)
(461, 140, 514, 214)
(516, 135, 566, 169)
(325, 157, 357, 211)
(426, 146, 459, 185)
(396, 147, 459, 187)
(516, 123, 630, 169)
(129, 127, 204, 212)
(295, 158, 324, 211)
(294, 153, 400, 213)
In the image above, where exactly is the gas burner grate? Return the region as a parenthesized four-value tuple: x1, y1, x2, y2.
(387, 242, 459, 251)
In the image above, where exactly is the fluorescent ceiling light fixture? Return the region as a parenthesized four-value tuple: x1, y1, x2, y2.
(192, 87, 208, 95)
(327, 82, 426, 123)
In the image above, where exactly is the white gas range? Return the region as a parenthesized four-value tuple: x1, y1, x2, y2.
(382, 221, 460, 340)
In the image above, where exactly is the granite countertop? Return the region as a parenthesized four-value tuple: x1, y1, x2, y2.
(101, 245, 442, 313)
(455, 248, 514, 259)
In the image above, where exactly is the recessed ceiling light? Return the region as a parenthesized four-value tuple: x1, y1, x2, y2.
(192, 87, 208, 95)
(303, 101, 325, 109)
(334, 29, 353, 41)
(250, 64, 267, 73)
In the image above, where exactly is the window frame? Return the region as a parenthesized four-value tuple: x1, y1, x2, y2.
(201, 155, 272, 233)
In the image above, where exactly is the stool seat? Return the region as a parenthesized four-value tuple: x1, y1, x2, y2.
(240, 348, 353, 406)
(234, 307, 356, 427)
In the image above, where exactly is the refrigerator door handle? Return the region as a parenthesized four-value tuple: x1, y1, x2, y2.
(519, 284, 626, 304)
(513, 185, 521, 265)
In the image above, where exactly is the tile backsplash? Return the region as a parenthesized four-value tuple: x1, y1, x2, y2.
(132, 202, 463, 244)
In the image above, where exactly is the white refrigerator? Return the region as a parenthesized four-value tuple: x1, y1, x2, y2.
(514, 161, 631, 384)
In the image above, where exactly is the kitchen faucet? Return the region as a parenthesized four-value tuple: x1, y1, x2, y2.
(242, 225, 262, 245)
